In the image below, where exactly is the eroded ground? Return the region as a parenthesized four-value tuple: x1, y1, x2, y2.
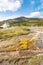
(0, 26, 43, 65)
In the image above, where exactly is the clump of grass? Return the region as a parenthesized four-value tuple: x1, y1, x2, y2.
(18, 39, 28, 50)
(29, 55, 43, 65)
(0, 27, 30, 40)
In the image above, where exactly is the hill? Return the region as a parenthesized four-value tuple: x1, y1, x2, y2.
(0, 17, 43, 26)
(0, 17, 43, 65)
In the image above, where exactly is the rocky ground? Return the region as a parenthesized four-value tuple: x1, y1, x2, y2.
(0, 51, 43, 65)
(0, 26, 43, 65)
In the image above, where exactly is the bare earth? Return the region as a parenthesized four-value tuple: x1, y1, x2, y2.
(0, 26, 43, 65)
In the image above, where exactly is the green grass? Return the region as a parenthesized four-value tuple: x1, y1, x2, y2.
(29, 55, 43, 65)
(10, 21, 43, 27)
(0, 27, 30, 40)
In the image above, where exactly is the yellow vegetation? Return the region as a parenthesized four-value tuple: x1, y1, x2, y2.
(18, 38, 35, 50)
(0, 38, 35, 51)
(19, 39, 27, 50)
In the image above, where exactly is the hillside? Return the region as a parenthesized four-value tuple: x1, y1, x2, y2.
(0, 17, 43, 26)
(0, 26, 43, 51)
(0, 17, 43, 65)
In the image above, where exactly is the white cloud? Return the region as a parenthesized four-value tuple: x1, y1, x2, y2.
(26, 12, 43, 18)
(0, 12, 43, 21)
(0, 0, 22, 11)
(0, 15, 18, 21)
(28, 12, 40, 18)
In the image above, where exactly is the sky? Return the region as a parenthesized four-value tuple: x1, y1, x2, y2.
(0, 0, 43, 21)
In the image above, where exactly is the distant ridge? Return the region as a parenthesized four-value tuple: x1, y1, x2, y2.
(0, 16, 43, 26)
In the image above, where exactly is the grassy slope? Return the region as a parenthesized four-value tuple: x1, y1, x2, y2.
(0, 17, 43, 65)
(7, 19, 43, 26)
(0, 17, 43, 26)
(0, 27, 30, 40)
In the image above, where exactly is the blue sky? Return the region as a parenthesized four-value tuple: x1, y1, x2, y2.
(0, 0, 43, 21)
